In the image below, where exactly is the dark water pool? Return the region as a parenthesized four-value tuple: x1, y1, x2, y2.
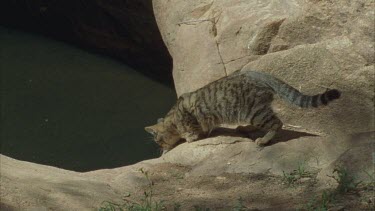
(0, 27, 176, 172)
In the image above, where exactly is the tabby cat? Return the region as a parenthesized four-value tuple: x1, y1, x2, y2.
(145, 71, 340, 153)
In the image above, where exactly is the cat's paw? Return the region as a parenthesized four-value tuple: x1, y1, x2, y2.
(185, 134, 199, 143)
(185, 137, 195, 143)
(162, 149, 170, 155)
(255, 137, 268, 146)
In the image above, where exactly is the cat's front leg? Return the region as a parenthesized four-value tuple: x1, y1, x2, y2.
(182, 132, 201, 143)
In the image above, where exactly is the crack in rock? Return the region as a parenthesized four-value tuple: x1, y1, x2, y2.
(215, 40, 228, 76)
(197, 139, 245, 147)
(223, 55, 251, 65)
(229, 151, 243, 159)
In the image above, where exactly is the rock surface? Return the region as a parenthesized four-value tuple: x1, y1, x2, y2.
(1, 0, 374, 210)
(1, 132, 374, 210)
(154, 0, 374, 95)
(153, 0, 374, 134)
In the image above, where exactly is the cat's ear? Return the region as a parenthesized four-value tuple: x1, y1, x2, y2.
(157, 118, 164, 123)
(145, 125, 157, 135)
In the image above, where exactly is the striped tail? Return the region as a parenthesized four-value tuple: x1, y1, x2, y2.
(245, 71, 341, 108)
(276, 86, 341, 108)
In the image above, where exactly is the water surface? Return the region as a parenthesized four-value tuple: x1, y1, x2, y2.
(1, 27, 176, 171)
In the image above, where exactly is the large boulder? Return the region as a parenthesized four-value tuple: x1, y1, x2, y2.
(1, 0, 374, 210)
(1, 131, 373, 210)
(153, 0, 373, 96)
(153, 0, 374, 170)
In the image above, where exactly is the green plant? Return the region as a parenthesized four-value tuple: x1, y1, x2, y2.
(319, 191, 334, 210)
(99, 168, 165, 211)
(193, 205, 211, 211)
(296, 161, 311, 178)
(330, 166, 361, 193)
(99, 201, 125, 211)
(233, 197, 247, 211)
(363, 170, 375, 188)
(282, 161, 312, 186)
(173, 203, 181, 211)
(303, 190, 335, 211)
(282, 170, 298, 186)
(303, 197, 316, 211)
(303, 167, 363, 211)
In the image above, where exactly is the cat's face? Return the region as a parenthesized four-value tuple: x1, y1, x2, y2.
(145, 119, 181, 153)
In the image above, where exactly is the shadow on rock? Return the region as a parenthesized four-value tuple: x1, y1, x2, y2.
(269, 129, 318, 145)
(209, 127, 317, 146)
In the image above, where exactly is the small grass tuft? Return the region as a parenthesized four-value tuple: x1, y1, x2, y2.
(173, 203, 181, 211)
(363, 170, 375, 189)
(329, 166, 361, 193)
(233, 197, 247, 211)
(282, 161, 312, 186)
(193, 205, 211, 211)
(296, 161, 311, 178)
(99, 168, 165, 211)
(304, 190, 336, 211)
(303, 166, 365, 210)
(282, 170, 298, 186)
(99, 201, 125, 211)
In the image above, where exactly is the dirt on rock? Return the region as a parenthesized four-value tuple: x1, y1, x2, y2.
(132, 166, 374, 210)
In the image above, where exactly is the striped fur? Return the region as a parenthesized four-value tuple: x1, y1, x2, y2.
(145, 70, 341, 152)
(244, 71, 341, 108)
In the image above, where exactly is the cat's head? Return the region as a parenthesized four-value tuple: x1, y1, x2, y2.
(145, 118, 181, 153)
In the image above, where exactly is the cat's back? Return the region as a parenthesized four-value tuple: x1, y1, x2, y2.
(191, 72, 271, 102)
(181, 72, 273, 120)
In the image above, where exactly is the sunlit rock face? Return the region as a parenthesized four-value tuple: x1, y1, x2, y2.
(1, 0, 374, 210)
(153, 0, 374, 135)
(2, 0, 172, 84)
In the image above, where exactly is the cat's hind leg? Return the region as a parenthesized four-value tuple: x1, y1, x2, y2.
(255, 114, 283, 146)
